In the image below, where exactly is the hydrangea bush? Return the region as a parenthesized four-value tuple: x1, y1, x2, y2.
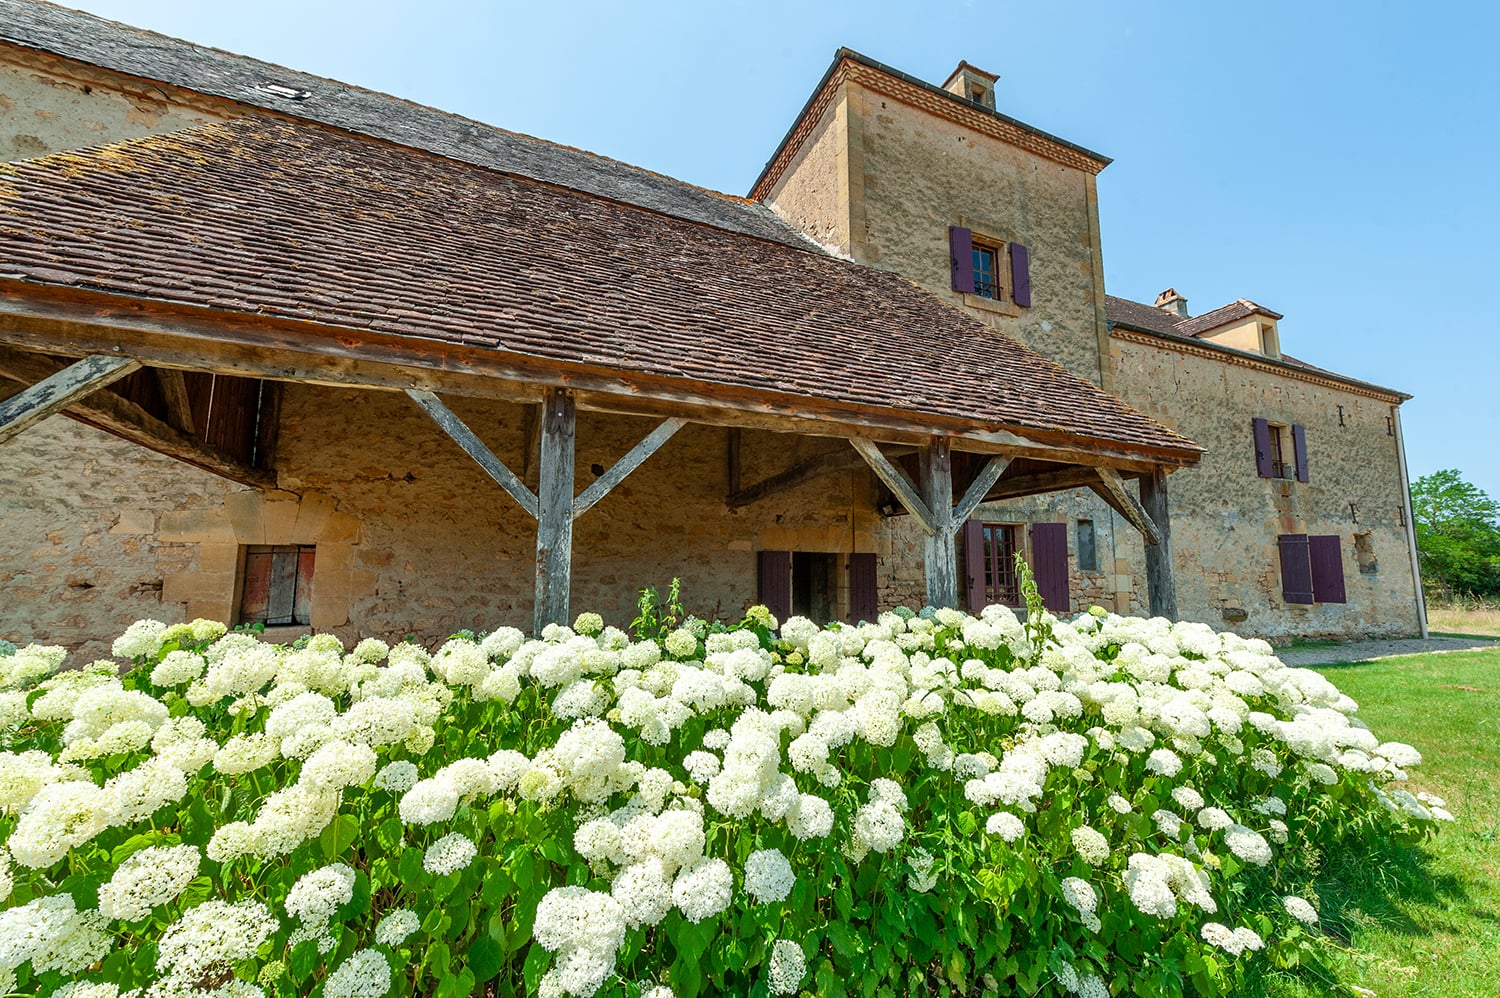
(0, 584, 1449, 998)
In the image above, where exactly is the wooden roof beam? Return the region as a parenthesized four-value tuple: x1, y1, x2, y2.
(0, 347, 274, 488)
(0, 353, 138, 445)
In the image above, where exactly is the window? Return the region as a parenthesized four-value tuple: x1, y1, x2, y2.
(1277, 534, 1347, 605)
(977, 523, 1021, 606)
(1253, 418, 1308, 482)
(239, 544, 315, 625)
(948, 227, 1031, 307)
(971, 243, 1001, 299)
(1076, 519, 1098, 571)
(1266, 423, 1290, 479)
(791, 552, 837, 623)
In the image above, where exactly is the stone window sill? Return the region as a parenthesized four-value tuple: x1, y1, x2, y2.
(962, 292, 1021, 318)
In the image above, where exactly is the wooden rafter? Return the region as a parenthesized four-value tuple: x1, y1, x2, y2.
(0, 348, 272, 487)
(0, 353, 139, 445)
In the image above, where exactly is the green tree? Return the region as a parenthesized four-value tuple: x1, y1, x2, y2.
(1410, 469, 1500, 597)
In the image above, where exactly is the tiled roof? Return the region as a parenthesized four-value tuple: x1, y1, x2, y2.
(0, 0, 812, 249)
(0, 118, 1200, 460)
(1176, 299, 1283, 337)
(1104, 296, 1407, 400)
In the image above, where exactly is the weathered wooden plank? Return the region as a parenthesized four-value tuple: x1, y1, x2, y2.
(850, 437, 935, 534)
(950, 455, 1012, 531)
(0, 353, 139, 445)
(154, 367, 196, 434)
(267, 548, 298, 625)
(726, 427, 741, 496)
(254, 380, 283, 470)
(920, 438, 959, 608)
(406, 388, 539, 519)
(1140, 468, 1177, 618)
(727, 448, 866, 509)
(574, 416, 687, 517)
(1090, 467, 1161, 546)
(534, 388, 576, 635)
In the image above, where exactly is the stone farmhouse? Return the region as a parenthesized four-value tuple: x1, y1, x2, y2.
(0, 2, 1422, 653)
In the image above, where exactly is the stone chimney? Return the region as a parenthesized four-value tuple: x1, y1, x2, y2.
(942, 61, 998, 111)
(1154, 288, 1189, 319)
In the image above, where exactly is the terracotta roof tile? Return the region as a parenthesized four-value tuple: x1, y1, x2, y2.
(1175, 299, 1283, 337)
(0, 0, 812, 248)
(0, 118, 1200, 459)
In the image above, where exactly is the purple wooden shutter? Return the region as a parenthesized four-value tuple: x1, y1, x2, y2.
(1252, 418, 1274, 478)
(1009, 242, 1031, 307)
(848, 553, 878, 623)
(1278, 534, 1314, 604)
(1309, 535, 1347, 604)
(1032, 522, 1069, 613)
(949, 227, 974, 293)
(757, 551, 792, 622)
(1292, 423, 1309, 483)
(962, 519, 985, 611)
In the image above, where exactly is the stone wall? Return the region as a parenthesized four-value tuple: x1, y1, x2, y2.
(1107, 333, 1422, 639)
(1, 382, 902, 653)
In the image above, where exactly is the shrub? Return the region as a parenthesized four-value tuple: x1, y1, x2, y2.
(0, 593, 1448, 998)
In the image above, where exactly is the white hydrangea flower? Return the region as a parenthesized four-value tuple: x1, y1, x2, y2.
(97, 845, 201, 922)
(787, 794, 834, 840)
(285, 863, 357, 925)
(1070, 826, 1109, 866)
(375, 907, 420, 947)
(423, 833, 478, 876)
(986, 811, 1026, 843)
(767, 938, 806, 996)
(373, 760, 420, 794)
(325, 948, 392, 998)
(1224, 824, 1273, 866)
(0, 893, 111, 975)
(1146, 748, 1182, 777)
(155, 898, 279, 984)
(300, 739, 378, 790)
(743, 848, 795, 904)
(672, 858, 733, 923)
(1282, 895, 1318, 924)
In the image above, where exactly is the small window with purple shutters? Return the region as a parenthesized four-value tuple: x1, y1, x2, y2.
(971, 243, 1002, 299)
(239, 544, 316, 626)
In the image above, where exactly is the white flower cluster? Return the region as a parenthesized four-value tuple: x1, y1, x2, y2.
(0, 604, 1443, 997)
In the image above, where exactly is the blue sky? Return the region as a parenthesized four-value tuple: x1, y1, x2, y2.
(62, 0, 1500, 502)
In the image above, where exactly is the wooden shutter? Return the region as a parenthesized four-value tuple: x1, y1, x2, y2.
(961, 519, 985, 611)
(757, 550, 792, 621)
(1252, 418, 1274, 478)
(1277, 534, 1314, 604)
(949, 227, 974, 294)
(1292, 423, 1309, 483)
(847, 553, 878, 623)
(1309, 535, 1347, 603)
(1032, 522, 1069, 613)
(1009, 242, 1031, 307)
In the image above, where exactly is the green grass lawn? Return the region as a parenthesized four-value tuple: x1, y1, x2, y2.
(1256, 648, 1500, 998)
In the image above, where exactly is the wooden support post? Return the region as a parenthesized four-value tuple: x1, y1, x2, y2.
(0, 354, 139, 445)
(726, 427, 741, 496)
(920, 438, 957, 609)
(154, 367, 196, 434)
(406, 389, 539, 518)
(573, 416, 686, 516)
(535, 388, 576, 635)
(1140, 467, 1177, 619)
